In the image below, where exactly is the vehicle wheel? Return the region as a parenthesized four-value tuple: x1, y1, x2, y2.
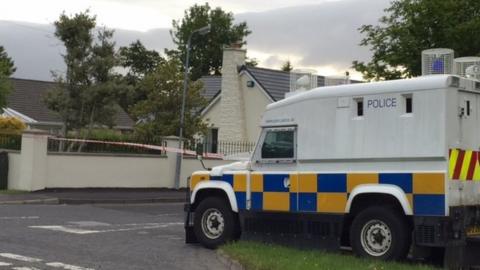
(194, 197, 237, 249)
(350, 206, 411, 260)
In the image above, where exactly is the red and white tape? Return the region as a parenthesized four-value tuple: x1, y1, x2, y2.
(49, 137, 223, 159)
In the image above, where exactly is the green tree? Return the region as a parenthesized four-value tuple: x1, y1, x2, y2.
(170, 3, 251, 80)
(45, 11, 124, 135)
(83, 28, 124, 132)
(281, 60, 293, 72)
(0, 46, 15, 77)
(353, 0, 480, 81)
(118, 40, 164, 113)
(119, 40, 164, 81)
(0, 46, 16, 110)
(245, 57, 258, 67)
(132, 58, 208, 139)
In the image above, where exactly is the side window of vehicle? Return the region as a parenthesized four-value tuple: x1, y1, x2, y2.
(260, 128, 295, 160)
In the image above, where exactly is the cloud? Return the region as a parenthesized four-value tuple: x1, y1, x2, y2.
(0, 20, 173, 81)
(0, 21, 65, 81)
(97, 0, 342, 17)
(1, 0, 390, 81)
(236, 0, 389, 74)
(1, 0, 344, 30)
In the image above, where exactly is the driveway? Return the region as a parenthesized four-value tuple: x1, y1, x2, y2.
(0, 203, 227, 270)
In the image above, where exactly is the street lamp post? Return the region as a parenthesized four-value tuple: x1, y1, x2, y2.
(174, 25, 211, 189)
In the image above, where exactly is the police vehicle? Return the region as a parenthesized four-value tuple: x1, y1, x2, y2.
(185, 75, 480, 268)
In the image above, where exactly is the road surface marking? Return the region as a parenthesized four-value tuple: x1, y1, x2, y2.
(28, 226, 99, 234)
(84, 222, 183, 234)
(0, 253, 93, 270)
(68, 221, 110, 227)
(30, 222, 183, 234)
(120, 222, 184, 227)
(0, 216, 39, 220)
(0, 253, 42, 262)
(46, 262, 94, 270)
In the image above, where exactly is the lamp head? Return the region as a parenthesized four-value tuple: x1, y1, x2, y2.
(196, 25, 211, 35)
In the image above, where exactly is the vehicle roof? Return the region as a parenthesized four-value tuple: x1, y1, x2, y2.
(267, 75, 457, 111)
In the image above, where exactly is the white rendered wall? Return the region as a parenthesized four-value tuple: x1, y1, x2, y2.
(202, 98, 222, 130)
(46, 154, 173, 188)
(45, 154, 230, 189)
(203, 75, 271, 143)
(241, 75, 271, 142)
(7, 152, 21, 190)
(7, 133, 232, 190)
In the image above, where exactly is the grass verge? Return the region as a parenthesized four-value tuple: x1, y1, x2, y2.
(0, 189, 28, 195)
(222, 241, 437, 270)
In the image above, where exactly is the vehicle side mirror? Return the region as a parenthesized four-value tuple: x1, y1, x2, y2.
(196, 143, 204, 160)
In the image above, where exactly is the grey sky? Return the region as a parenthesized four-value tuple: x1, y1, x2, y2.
(0, 0, 391, 81)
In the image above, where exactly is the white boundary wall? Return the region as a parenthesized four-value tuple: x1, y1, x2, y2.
(7, 151, 21, 190)
(7, 131, 231, 191)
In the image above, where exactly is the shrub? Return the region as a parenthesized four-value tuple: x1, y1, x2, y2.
(72, 128, 125, 141)
(0, 116, 26, 133)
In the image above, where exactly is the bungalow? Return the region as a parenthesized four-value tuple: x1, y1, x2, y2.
(199, 45, 359, 152)
(2, 78, 134, 133)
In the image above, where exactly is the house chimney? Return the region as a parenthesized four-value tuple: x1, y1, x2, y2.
(218, 43, 247, 142)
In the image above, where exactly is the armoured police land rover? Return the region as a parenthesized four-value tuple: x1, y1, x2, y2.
(185, 75, 480, 268)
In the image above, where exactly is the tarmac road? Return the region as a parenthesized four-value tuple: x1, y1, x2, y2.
(0, 203, 227, 270)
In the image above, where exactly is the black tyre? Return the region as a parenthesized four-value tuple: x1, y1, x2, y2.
(350, 206, 411, 260)
(194, 197, 237, 249)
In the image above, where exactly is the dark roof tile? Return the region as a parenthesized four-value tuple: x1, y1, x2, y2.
(244, 66, 326, 101)
(198, 66, 360, 104)
(7, 78, 134, 128)
(199, 76, 221, 101)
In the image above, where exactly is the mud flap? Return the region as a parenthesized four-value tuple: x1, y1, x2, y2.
(443, 206, 480, 268)
(444, 237, 480, 268)
(444, 240, 466, 269)
(184, 204, 198, 244)
(185, 225, 198, 244)
(464, 237, 480, 267)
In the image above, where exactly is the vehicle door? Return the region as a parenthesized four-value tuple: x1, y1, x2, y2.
(249, 126, 298, 213)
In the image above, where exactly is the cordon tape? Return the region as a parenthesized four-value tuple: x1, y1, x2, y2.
(49, 137, 224, 159)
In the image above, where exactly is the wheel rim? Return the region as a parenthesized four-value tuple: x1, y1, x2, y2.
(201, 208, 225, 240)
(360, 219, 392, 257)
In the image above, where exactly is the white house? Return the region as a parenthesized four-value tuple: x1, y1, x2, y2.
(199, 45, 358, 152)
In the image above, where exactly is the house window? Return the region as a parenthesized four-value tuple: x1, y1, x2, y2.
(260, 128, 295, 159)
(206, 128, 218, 153)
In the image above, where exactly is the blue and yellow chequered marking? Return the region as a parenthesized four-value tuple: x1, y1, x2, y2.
(190, 173, 247, 210)
(190, 172, 446, 216)
(190, 173, 210, 190)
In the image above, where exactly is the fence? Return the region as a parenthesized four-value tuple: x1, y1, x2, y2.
(0, 132, 21, 151)
(7, 131, 233, 191)
(47, 136, 256, 158)
(185, 140, 256, 157)
(47, 136, 167, 155)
